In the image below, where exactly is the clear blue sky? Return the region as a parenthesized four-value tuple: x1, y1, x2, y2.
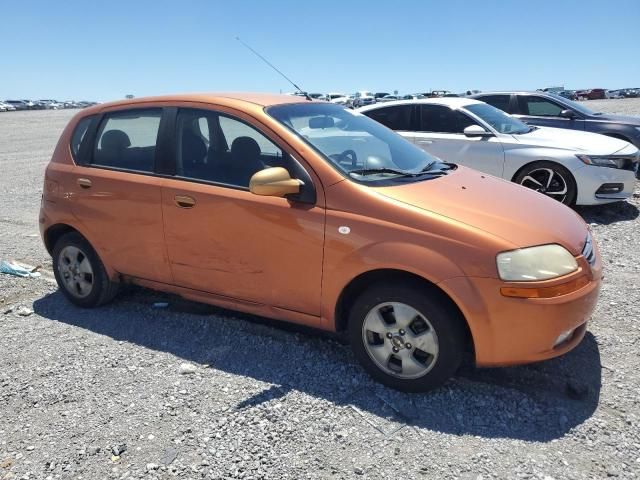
(2, 0, 639, 101)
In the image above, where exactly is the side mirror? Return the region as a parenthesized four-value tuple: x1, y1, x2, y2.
(463, 125, 493, 137)
(560, 109, 576, 119)
(249, 167, 302, 198)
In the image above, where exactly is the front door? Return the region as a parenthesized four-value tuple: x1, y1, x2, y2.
(160, 107, 325, 316)
(411, 104, 505, 177)
(514, 95, 585, 131)
(70, 107, 173, 283)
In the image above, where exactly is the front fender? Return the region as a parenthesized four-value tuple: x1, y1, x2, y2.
(320, 239, 467, 330)
(502, 147, 582, 181)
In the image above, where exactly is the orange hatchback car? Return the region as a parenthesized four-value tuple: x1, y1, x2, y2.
(40, 93, 602, 392)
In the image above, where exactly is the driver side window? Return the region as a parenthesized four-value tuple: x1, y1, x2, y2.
(176, 109, 291, 189)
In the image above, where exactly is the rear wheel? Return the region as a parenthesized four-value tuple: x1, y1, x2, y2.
(348, 283, 465, 392)
(52, 232, 119, 307)
(514, 161, 577, 205)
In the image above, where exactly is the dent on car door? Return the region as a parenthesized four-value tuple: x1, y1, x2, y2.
(160, 107, 325, 317)
(70, 107, 173, 283)
(414, 105, 505, 176)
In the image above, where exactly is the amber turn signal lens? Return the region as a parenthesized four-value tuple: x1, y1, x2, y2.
(500, 275, 590, 299)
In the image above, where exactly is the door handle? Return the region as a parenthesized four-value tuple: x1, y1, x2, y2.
(174, 195, 196, 208)
(417, 140, 434, 145)
(77, 178, 92, 189)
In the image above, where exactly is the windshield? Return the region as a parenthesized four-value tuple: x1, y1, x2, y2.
(464, 103, 531, 134)
(267, 103, 445, 181)
(547, 93, 599, 115)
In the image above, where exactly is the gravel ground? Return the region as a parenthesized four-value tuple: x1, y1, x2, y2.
(1, 101, 640, 480)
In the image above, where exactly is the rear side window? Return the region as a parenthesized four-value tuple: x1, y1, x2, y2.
(70, 116, 93, 161)
(364, 105, 414, 131)
(92, 109, 162, 172)
(419, 105, 478, 133)
(518, 96, 564, 116)
(477, 95, 511, 113)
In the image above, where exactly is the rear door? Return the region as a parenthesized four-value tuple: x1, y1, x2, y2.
(70, 107, 173, 283)
(362, 103, 417, 143)
(412, 104, 505, 176)
(514, 95, 585, 131)
(160, 107, 325, 316)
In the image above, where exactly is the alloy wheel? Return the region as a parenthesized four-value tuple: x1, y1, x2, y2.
(361, 302, 439, 379)
(519, 167, 568, 203)
(58, 245, 94, 298)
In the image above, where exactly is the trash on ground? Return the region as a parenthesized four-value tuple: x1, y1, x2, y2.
(16, 306, 33, 317)
(0, 260, 41, 278)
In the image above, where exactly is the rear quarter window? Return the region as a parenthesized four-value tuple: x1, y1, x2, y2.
(70, 116, 93, 162)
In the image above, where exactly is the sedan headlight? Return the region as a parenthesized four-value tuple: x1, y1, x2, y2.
(576, 154, 625, 169)
(496, 244, 578, 281)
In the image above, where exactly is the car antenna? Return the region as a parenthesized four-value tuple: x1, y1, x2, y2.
(235, 36, 312, 101)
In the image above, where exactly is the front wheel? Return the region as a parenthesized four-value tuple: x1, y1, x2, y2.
(348, 283, 465, 392)
(514, 161, 577, 205)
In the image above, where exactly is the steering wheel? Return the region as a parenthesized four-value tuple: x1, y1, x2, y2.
(329, 149, 358, 168)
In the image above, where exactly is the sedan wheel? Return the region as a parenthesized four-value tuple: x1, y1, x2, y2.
(515, 161, 577, 205)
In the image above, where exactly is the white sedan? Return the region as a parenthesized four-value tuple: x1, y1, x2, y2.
(358, 98, 638, 205)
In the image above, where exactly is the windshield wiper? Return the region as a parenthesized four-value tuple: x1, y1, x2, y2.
(349, 168, 415, 177)
(349, 166, 447, 178)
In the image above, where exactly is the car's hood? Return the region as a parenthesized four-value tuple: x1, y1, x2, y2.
(590, 113, 640, 125)
(376, 166, 588, 255)
(509, 126, 632, 155)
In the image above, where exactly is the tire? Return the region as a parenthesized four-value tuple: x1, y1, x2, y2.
(347, 283, 465, 392)
(513, 161, 577, 206)
(52, 232, 119, 308)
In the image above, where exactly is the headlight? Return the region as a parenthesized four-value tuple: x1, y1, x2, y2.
(576, 154, 625, 168)
(496, 244, 578, 281)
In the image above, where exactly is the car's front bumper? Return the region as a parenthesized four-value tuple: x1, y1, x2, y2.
(574, 163, 637, 205)
(438, 251, 602, 367)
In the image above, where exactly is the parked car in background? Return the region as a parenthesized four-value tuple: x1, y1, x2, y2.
(308, 93, 326, 101)
(5, 100, 30, 110)
(0, 103, 6, 112)
(327, 94, 351, 106)
(359, 98, 638, 205)
(40, 93, 602, 392)
(623, 89, 639, 98)
(374, 92, 391, 101)
(576, 89, 606, 100)
(557, 90, 578, 100)
(402, 93, 427, 100)
(377, 95, 402, 103)
(0, 101, 16, 111)
(471, 91, 640, 151)
(352, 91, 375, 108)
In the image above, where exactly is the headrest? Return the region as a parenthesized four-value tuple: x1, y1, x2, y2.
(101, 130, 131, 151)
(231, 136, 261, 160)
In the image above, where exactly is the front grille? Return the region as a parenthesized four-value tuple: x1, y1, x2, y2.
(582, 233, 596, 266)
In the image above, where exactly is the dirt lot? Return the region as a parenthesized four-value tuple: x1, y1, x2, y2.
(1, 100, 640, 479)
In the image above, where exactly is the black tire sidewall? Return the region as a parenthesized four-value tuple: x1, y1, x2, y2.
(52, 233, 109, 308)
(515, 161, 577, 205)
(347, 284, 464, 393)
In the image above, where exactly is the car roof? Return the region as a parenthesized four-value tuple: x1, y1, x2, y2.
(84, 92, 311, 113)
(357, 97, 484, 111)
